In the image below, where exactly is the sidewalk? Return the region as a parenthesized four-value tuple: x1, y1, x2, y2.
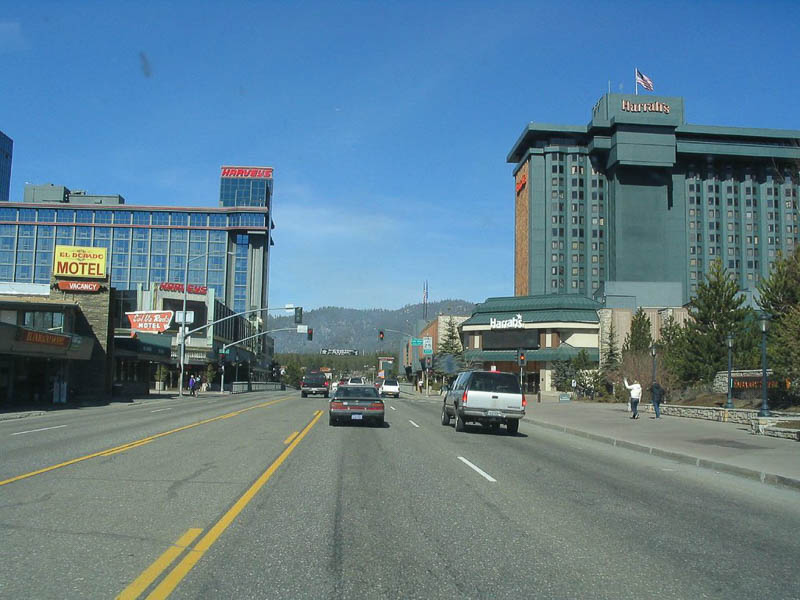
(526, 398, 800, 492)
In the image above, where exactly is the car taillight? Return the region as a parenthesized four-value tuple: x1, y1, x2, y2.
(367, 402, 383, 410)
(522, 393, 527, 408)
(324, 381, 329, 387)
(462, 390, 468, 405)
(330, 401, 344, 409)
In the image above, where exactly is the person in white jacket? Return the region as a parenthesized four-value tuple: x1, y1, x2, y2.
(623, 377, 642, 419)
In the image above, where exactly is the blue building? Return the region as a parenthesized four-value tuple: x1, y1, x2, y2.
(0, 130, 11, 203)
(0, 166, 276, 397)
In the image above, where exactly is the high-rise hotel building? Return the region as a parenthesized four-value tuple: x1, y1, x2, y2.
(508, 94, 800, 304)
(0, 165, 274, 314)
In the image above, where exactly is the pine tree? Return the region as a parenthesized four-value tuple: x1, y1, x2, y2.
(603, 319, 620, 372)
(438, 317, 463, 356)
(771, 304, 800, 388)
(684, 259, 755, 383)
(622, 308, 652, 354)
(757, 247, 800, 319)
(552, 360, 576, 392)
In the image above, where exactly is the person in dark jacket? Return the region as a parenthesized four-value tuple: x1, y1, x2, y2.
(650, 382, 665, 418)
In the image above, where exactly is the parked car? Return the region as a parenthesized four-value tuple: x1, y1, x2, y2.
(380, 378, 400, 398)
(301, 372, 329, 398)
(441, 370, 525, 434)
(329, 385, 384, 426)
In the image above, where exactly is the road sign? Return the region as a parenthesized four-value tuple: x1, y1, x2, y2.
(422, 336, 433, 355)
(297, 325, 308, 334)
(220, 348, 230, 355)
(411, 337, 423, 346)
(175, 310, 194, 325)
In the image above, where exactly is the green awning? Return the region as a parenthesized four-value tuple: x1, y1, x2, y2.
(461, 309, 599, 328)
(115, 332, 173, 362)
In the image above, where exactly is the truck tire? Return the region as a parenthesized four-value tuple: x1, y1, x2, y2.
(441, 404, 451, 426)
(507, 419, 519, 435)
(301, 391, 307, 398)
(455, 409, 466, 432)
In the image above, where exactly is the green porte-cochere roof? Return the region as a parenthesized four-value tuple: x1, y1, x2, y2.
(460, 294, 601, 328)
(464, 346, 599, 363)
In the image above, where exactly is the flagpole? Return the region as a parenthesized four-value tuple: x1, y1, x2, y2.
(634, 68, 638, 95)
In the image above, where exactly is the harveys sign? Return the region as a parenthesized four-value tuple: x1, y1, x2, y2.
(126, 311, 174, 336)
(159, 282, 207, 295)
(220, 166, 273, 179)
(53, 245, 107, 279)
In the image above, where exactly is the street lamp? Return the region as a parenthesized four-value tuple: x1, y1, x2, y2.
(649, 343, 658, 386)
(725, 332, 734, 410)
(759, 312, 771, 417)
(179, 251, 233, 396)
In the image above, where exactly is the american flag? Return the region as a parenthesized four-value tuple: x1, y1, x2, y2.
(636, 69, 654, 92)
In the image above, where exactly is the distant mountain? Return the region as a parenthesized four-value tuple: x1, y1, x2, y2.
(267, 299, 476, 355)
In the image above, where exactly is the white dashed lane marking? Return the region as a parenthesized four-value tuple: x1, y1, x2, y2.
(408, 420, 420, 428)
(11, 425, 68, 436)
(458, 456, 497, 482)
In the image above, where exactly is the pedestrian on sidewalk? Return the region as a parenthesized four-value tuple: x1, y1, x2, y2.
(188, 375, 196, 397)
(650, 381, 665, 418)
(623, 377, 642, 419)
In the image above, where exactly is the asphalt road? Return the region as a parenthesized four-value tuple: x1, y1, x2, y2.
(1, 391, 798, 599)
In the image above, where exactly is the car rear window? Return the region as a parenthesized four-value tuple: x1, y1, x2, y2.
(468, 372, 521, 394)
(304, 374, 326, 383)
(336, 387, 379, 399)
(384, 379, 398, 386)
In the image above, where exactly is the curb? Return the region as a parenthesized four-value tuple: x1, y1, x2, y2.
(527, 418, 800, 493)
(0, 411, 46, 422)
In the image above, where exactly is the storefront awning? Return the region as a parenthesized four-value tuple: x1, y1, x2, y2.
(464, 346, 599, 363)
(461, 309, 599, 328)
(115, 332, 173, 362)
(0, 322, 92, 360)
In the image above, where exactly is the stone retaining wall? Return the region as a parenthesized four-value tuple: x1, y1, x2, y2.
(637, 403, 800, 440)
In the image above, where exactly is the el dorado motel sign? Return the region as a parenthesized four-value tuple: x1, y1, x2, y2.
(53, 245, 107, 279)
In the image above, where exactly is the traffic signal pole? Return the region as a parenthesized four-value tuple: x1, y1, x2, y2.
(220, 327, 302, 393)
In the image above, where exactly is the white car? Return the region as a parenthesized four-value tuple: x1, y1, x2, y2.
(379, 378, 400, 398)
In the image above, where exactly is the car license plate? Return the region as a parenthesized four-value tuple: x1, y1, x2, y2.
(487, 410, 502, 417)
(351, 414, 363, 420)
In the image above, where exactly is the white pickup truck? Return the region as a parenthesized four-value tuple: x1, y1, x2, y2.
(441, 370, 526, 434)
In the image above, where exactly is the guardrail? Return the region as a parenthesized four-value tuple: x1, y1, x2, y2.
(230, 381, 285, 394)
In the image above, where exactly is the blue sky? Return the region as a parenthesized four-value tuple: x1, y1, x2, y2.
(2, 1, 799, 310)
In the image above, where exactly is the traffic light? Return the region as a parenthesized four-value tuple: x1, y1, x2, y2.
(379, 330, 384, 341)
(517, 348, 527, 366)
(294, 307, 303, 324)
(307, 328, 313, 341)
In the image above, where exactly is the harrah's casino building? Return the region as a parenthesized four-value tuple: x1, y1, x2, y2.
(508, 94, 800, 305)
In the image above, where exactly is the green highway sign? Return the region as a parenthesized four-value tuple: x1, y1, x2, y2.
(411, 337, 423, 346)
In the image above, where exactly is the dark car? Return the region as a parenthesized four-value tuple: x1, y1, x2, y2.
(329, 385, 384, 427)
(301, 372, 329, 398)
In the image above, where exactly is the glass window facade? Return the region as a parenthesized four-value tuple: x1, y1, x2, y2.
(0, 206, 269, 311)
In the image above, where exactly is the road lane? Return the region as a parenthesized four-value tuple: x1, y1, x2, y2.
(0, 392, 320, 599)
(2, 392, 799, 598)
(0, 392, 294, 483)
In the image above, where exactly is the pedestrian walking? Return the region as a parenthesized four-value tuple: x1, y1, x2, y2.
(188, 375, 196, 397)
(623, 377, 642, 419)
(650, 381, 665, 419)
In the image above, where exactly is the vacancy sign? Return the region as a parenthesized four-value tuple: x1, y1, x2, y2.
(126, 311, 174, 336)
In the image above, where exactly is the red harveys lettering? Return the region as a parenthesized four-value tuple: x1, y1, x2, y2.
(159, 282, 207, 295)
(220, 166, 273, 178)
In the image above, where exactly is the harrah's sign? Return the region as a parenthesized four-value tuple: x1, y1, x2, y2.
(489, 313, 524, 330)
(220, 166, 274, 179)
(159, 282, 207, 295)
(621, 99, 670, 114)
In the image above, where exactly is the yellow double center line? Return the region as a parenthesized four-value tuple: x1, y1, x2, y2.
(0, 396, 290, 487)
(119, 409, 324, 599)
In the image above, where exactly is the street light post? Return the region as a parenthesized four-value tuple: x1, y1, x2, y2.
(725, 332, 734, 410)
(759, 313, 771, 417)
(649, 344, 657, 386)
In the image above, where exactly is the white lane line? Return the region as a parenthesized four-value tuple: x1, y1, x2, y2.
(390, 406, 396, 411)
(151, 408, 172, 413)
(408, 420, 420, 428)
(458, 456, 497, 482)
(11, 424, 68, 436)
